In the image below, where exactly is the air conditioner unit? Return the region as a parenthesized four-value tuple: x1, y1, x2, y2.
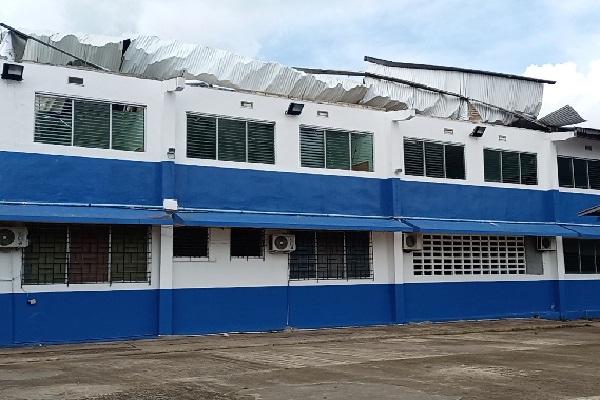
(537, 236, 556, 251)
(0, 227, 28, 248)
(403, 232, 423, 252)
(269, 234, 296, 253)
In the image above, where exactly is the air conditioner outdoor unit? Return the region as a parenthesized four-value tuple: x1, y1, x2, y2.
(403, 232, 423, 252)
(537, 236, 556, 251)
(269, 234, 296, 253)
(0, 227, 28, 248)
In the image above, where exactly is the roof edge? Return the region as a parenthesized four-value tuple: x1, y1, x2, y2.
(364, 56, 556, 85)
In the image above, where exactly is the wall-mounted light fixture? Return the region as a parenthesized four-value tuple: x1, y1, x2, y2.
(1, 63, 24, 81)
(167, 148, 176, 159)
(285, 102, 304, 116)
(470, 125, 486, 138)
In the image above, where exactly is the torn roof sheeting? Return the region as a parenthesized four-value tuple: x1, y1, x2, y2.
(364, 56, 551, 124)
(1, 28, 557, 124)
(538, 105, 586, 127)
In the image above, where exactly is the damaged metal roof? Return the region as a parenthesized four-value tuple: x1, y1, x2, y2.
(0, 26, 567, 127)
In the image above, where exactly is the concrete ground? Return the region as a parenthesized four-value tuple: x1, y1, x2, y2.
(1, 319, 600, 400)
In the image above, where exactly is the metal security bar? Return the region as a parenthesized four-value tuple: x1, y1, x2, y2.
(289, 231, 373, 280)
(22, 224, 151, 285)
(413, 234, 526, 276)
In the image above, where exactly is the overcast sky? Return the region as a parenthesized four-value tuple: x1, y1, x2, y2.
(2, 0, 600, 126)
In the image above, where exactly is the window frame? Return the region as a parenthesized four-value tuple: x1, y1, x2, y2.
(22, 224, 152, 285)
(557, 156, 600, 190)
(173, 226, 210, 260)
(34, 93, 146, 152)
(186, 112, 276, 165)
(403, 137, 466, 180)
(484, 148, 538, 186)
(289, 230, 373, 281)
(299, 125, 375, 172)
(230, 228, 265, 260)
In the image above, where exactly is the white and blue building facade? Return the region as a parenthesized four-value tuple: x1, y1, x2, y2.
(1, 62, 600, 347)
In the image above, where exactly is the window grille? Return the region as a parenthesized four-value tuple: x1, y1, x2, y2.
(412, 234, 526, 276)
(403, 138, 465, 180)
(186, 113, 275, 164)
(289, 230, 373, 280)
(563, 238, 600, 274)
(557, 156, 600, 190)
(22, 224, 151, 285)
(34, 94, 145, 152)
(484, 149, 538, 185)
(300, 126, 374, 172)
(173, 227, 209, 258)
(230, 228, 264, 259)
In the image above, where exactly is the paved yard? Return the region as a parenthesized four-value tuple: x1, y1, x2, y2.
(1, 319, 600, 399)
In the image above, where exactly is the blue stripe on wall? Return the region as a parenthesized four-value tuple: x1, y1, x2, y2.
(0, 293, 13, 346)
(288, 284, 394, 328)
(403, 280, 560, 322)
(11, 289, 158, 345)
(561, 280, 600, 318)
(0, 151, 163, 206)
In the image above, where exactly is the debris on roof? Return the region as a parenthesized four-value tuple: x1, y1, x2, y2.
(538, 105, 586, 127)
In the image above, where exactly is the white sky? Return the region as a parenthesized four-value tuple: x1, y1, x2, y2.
(1, 0, 599, 127)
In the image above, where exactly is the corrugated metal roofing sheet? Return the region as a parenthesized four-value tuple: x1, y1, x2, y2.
(538, 105, 586, 127)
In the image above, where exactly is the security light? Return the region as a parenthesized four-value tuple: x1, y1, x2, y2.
(167, 148, 176, 159)
(1, 63, 23, 81)
(286, 102, 304, 116)
(470, 125, 486, 137)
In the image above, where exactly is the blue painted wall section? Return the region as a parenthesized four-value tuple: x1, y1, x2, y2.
(11, 290, 158, 345)
(288, 284, 394, 329)
(560, 280, 600, 319)
(171, 287, 288, 334)
(0, 293, 13, 346)
(554, 191, 600, 224)
(403, 280, 560, 322)
(0, 152, 163, 206)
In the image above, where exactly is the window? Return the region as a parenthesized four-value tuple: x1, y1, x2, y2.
(173, 227, 209, 258)
(563, 238, 600, 274)
(289, 230, 372, 280)
(34, 94, 145, 151)
(300, 126, 374, 172)
(557, 156, 600, 189)
(187, 113, 275, 164)
(403, 138, 465, 179)
(22, 224, 150, 284)
(413, 234, 527, 276)
(230, 228, 264, 259)
(484, 149, 537, 185)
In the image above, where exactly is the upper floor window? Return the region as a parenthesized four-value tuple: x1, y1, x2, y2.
(23, 224, 150, 285)
(484, 149, 537, 185)
(186, 113, 275, 164)
(557, 156, 600, 189)
(300, 126, 374, 172)
(34, 94, 145, 152)
(403, 138, 465, 180)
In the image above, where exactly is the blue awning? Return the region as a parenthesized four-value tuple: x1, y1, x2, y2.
(403, 218, 574, 236)
(558, 224, 600, 238)
(174, 211, 411, 231)
(0, 204, 172, 225)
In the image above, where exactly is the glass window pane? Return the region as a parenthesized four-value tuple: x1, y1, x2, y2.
(111, 105, 145, 152)
(580, 240, 596, 273)
(300, 127, 325, 168)
(588, 160, 600, 190)
(444, 145, 465, 180)
(218, 118, 247, 162)
(187, 114, 216, 159)
(573, 158, 589, 189)
(173, 227, 209, 258)
(520, 153, 538, 185)
(351, 133, 373, 172)
(484, 149, 502, 182)
(325, 130, 350, 170)
(289, 231, 317, 280)
(563, 238, 580, 273)
(34, 95, 73, 146)
(557, 157, 574, 188)
(404, 139, 424, 176)
(230, 228, 263, 257)
(73, 100, 110, 149)
(69, 225, 110, 283)
(345, 231, 371, 278)
(111, 226, 149, 282)
(22, 225, 68, 284)
(316, 231, 345, 279)
(501, 151, 520, 184)
(247, 122, 275, 164)
(424, 141, 444, 178)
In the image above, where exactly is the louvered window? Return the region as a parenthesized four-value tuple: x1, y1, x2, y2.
(22, 224, 151, 285)
(483, 149, 538, 185)
(403, 138, 465, 180)
(173, 227, 209, 258)
(289, 230, 372, 280)
(186, 113, 275, 164)
(563, 238, 600, 274)
(300, 126, 374, 172)
(34, 94, 145, 151)
(557, 156, 600, 190)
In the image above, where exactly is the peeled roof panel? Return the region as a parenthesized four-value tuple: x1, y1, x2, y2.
(538, 105, 586, 127)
